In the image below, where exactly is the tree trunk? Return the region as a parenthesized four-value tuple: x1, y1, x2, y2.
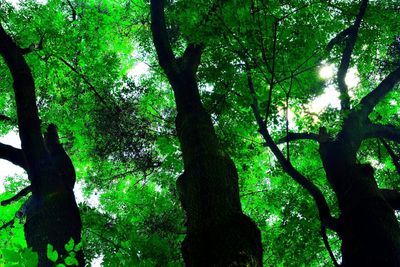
(25, 188, 83, 266)
(320, 142, 400, 266)
(0, 24, 84, 267)
(22, 125, 84, 266)
(151, 0, 262, 266)
(176, 104, 262, 266)
(150, 1, 263, 263)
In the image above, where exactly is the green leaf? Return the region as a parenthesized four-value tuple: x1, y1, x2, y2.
(47, 244, 58, 263)
(21, 247, 38, 267)
(64, 238, 75, 252)
(73, 241, 82, 252)
(2, 249, 21, 262)
(64, 256, 79, 266)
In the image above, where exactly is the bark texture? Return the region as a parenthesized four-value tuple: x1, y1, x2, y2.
(0, 24, 84, 266)
(176, 100, 262, 266)
(25, 188, 83, 266)
(320, 137, 400, 266)
(150, 0, 262, 265)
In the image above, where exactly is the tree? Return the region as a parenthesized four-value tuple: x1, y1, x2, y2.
(149, 0, 263, 265)
(273, 1, 400, 265)
(0, 20, 83, 267)
(1, 0, 400, 265)
(210, 0, 400, 265)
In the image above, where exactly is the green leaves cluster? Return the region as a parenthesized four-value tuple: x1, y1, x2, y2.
(47, 239, 82, 266)
(0, 0, 399, 266)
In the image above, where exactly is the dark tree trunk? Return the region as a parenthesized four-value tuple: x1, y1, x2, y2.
(320, 141, 400, 266)
(175, 84, 262, 266)
(150, 1, 262, 265)
(25, 189, 84, 266)
(0, 24, 84, 266)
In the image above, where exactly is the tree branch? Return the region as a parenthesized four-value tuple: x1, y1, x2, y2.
(359, 65, 400, 116)
(1, 186, 31, 206)
(327, 27, 353, 52)
(0, 114, 16, 125)
(245, 65, 339, 232)
(365, 123, 400, 143)
(320, 226, 340, 267)
(0, 218, 14, 231)
(336, 0, 368, 111)
(66, 0, 77, 21)
(0, 142, 27, 170)
(380, 138, 400, 175)
(277, 132, 320, 144)
(57, 57, 120, 112)
(182, 43, 203, 74)
(150, 0, 176, 75)
(0, 23, 47, 168)
(380, 189, 400, 210)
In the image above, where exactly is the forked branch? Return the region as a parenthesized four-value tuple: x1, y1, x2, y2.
(245, 64, 338, 232)
(336, 0, 368, 111)
(359, 66, 400, 117)
(0, 23, 47, 168)
(365, 123, 400, 143)
(0, 142, 27, 170)
(380, 189, 400, 210)
(1, 186, 31, 206)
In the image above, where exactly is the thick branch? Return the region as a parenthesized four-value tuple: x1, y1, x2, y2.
(359, 66, 400, 116)
(0, 218, 14, 230)
(0, 142, 27, 170)
(336, 0, 368, 111)
(262, 129, 338, 231)
(277, 132, 319, 144)
(182, 44, 203, 74)
(365, 123, 400, 143)
(0, 24, 47, 167)
(0, 114, 15, 125)
(321, 226, 340, 267)
(380, 138, 400, 175)
(327, 27, 353, 52)
(150, 0, 176, 75)
(380, 189, 400, 210)
(245, 66, 338, 232)
(1, 186, 31, 206)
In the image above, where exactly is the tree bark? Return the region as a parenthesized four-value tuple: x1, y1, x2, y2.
(150, 0, 262, 265)
(320, 141, 400, 266)
(24, 188, 84, 266)
(0, 24, 84, 266)
(175, 81, 262, 266)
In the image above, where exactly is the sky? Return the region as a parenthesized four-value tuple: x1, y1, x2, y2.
(0, 132, 25, 193)
(309, 64, 360, 113)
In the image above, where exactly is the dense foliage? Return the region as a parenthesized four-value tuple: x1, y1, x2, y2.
(0, 0, 399, 266)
